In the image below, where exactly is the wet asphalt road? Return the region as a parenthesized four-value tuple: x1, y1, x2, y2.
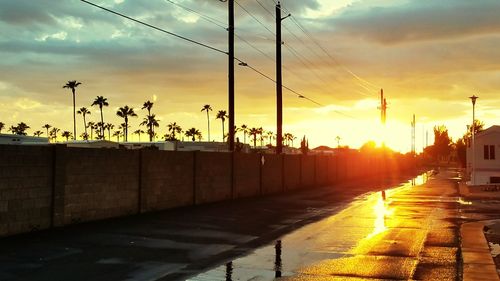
(192, 170, 463, 280)
(0, 170, 463, 281)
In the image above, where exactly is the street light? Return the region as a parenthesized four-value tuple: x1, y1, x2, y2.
(469, 95, 478, 185)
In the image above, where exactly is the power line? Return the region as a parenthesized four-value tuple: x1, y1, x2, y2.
(255, 0, 275, 19)
(234, 0, 275, 37)
(163, 0, 227, 29)
(80, 0, 227, 55)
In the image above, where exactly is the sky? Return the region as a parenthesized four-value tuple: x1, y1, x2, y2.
(1, 0, 500, 152)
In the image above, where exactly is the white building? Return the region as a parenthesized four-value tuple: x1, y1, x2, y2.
(467, 125, 500, 185)
(0, 133, 49, 145)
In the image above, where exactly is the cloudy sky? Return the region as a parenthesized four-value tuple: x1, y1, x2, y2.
(1, 0, 500, 152)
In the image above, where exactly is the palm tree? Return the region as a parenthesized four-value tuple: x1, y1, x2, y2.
(185, 127, 201, 142)
(33, 130, 43, 137)
(112, 130, 122, 142)
(104, 123, 114, 140)
(91, 96, 109, 139)
(133, 129, 145, 142)
(42, 124, 51, 138)
(216, 110, 228, 142)
(140, 114, 159, 142)
(95, 122, 105, 139)
(201, 104, 212, 141)
(167, 122, 183, 141)
(80, 132, 89, 140)
(87, 122, 95, 140)
(257, 127, 264, 146)
(9, 122, 30, 135)
(0, 122, 5, 133)
(49, 127, 60, 142)
(240, 124, 248, 144)
(118, 122, 129, 138)
(63, 80, 81, 140)
(266, 131, 274, 145)
(61, 131, 73, 141)
(116, 106, 137, 142)
(249, 127, 259, 148)
(77, 107, 91, 137)
(142, 100, 154, 141)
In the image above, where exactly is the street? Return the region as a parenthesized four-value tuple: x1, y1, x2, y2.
(0, 170, 466, 281)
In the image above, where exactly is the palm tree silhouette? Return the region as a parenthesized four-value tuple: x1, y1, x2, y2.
(201, 104, 212, 141)
(80, 132, 89, 140)
(116, 106, 137, 142)
(185, 127, 201, 142)
(249, 127, 259, 148)
(95, 122, 105, 139)
(133, 129, 145, 142)
(240, 124, 248, 144)
(104, 123, 114, 140)
(112, 130, 122, 142)
(91, 96, 109, 139)
(140, 114, 159, 142)
(63, 80, 81, 140)
(77, 107, 91, 138)
(0, 122, 5, 134)
(86, 122, 95, 140)
(61, 131, 72, 141)
(43, 124, 51, 138)
(142, 100, 154, 141)
(167, 122, 182, 141)
(33, 130, 43, 137)
(216, 110, 228, 142)
(266, 131, 274, 145)
(9, 122, 30, 135)
(49, 127, 60, 142)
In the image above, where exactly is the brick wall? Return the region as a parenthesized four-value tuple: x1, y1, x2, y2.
(261, 154, 283, 194)
(284, 154, 301, 190)
(233, 153, 260, 198)
(0, 145, 53, 236)
(194, 152, 232, 204)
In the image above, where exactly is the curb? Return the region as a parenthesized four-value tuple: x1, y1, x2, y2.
(461, 221, 499, 281)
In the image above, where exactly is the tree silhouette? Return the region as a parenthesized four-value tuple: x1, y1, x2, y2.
(240, 124, 248, 144)
(201, 104, 212, 141)
(63, 80, 81, 140)
(112, 130, 122, 142)
(266, 131, 274, 145)
(133, 129, 145, 142)
(61, 131, 72, 141)
(95, 122, 105, 140)
(9, 122, 30, 135)
(216, 110, 228, 141)
(140, 114, 159, 142)
(91, 96, 109, 139)
(249, 127, 259, 148)
(77, 107, 91, 138)
(33, 130, 44, 137)
(185, 127, 201, 142)
(49, 127, 60, 142)
(43, 124, 51, 139)
(104, 123, 114, 140)
(116, 106, 137, 142)
(87, 121, 95, 140)
(142, 101, 154, 141)
(167, 122, 182, 141)
(80, 132, 89, 140)
(0, 122, 4, 134)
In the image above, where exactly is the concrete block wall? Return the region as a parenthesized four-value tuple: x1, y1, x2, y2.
(141, 150, 194, 212)
(61, 148, 140, 224)
(0, 145, 53, 236)
(194, 152, 232, 204)
(261, 154, 283, 194)
(233, 153, 260, 198)
(284, 155, 301, 190)
(0, 144, 417, 237)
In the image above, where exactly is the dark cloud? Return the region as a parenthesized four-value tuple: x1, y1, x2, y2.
(330, 0, 500, 44)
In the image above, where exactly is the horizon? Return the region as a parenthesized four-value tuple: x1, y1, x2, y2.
(1, 0, 500, 152)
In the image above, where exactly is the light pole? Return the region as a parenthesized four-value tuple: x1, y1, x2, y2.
(469, 95, 478, 185)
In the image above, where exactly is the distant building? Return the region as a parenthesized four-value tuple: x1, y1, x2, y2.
(467, 125, 500, 185)
(0, 133, 48, 145)
(121, 141, 251, 152)
(64, 140, 119, 149)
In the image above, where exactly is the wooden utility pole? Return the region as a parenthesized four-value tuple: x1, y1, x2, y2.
(275, 1, 290, 154)
(411, 114, 416, 156)
(228, 0, 235, 151)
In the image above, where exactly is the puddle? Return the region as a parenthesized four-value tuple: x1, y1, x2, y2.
(490, 242, 500, 258)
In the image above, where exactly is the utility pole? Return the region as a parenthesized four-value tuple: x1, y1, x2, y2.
(411, 114, 416, 156)
(227, 0, 235, 151)
(275, 1, 290, 154)
(378, 89, 387, 146)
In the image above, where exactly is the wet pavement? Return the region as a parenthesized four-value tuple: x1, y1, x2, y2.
(191, 171, 464, 280)
(0, 170, 467, 281)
